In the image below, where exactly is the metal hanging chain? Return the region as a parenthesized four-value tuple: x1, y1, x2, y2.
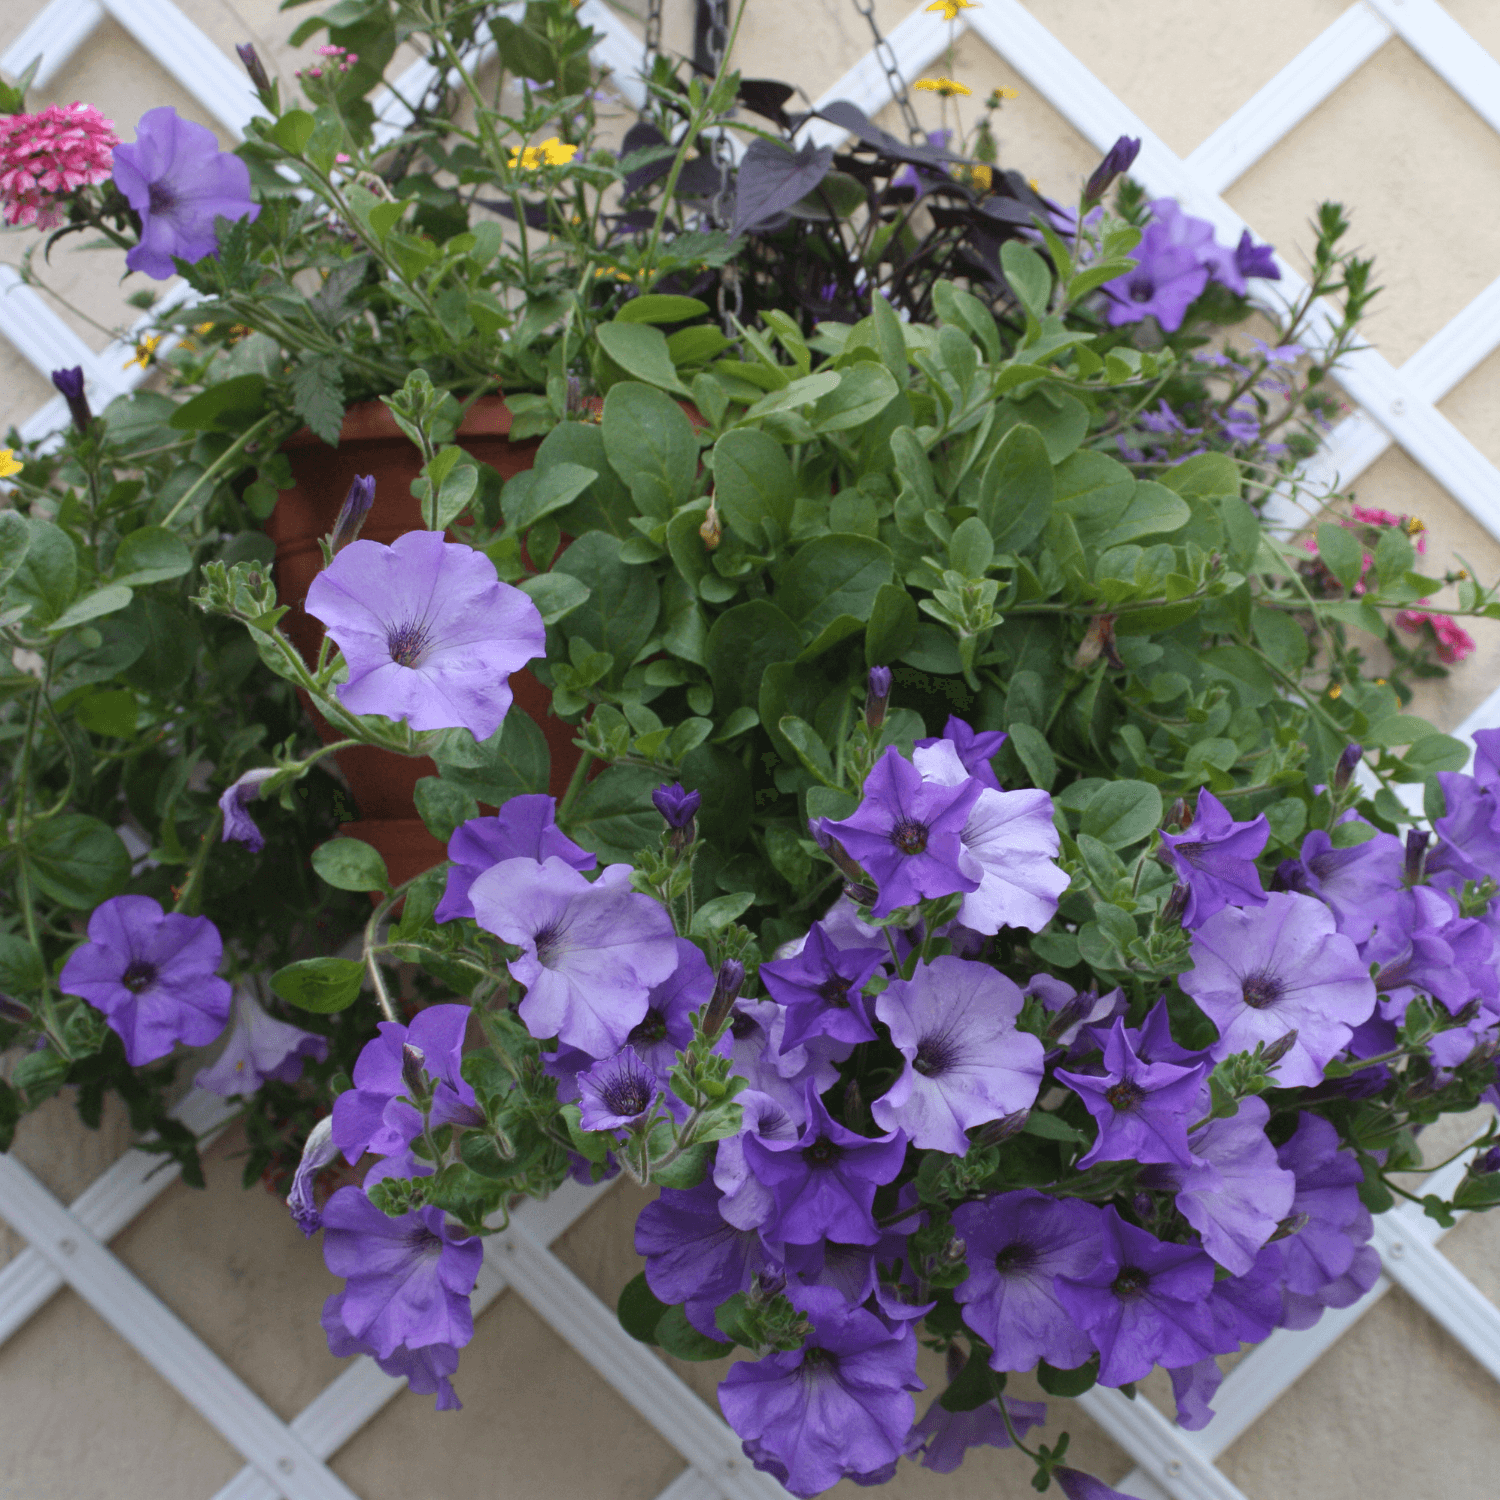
(850, 0, 924, 142)
(704, 0, 743, 334)
(642, 0, 664, 114)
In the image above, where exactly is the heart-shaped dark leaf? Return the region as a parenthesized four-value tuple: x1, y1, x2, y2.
(815, 100, 955, 168)
(730, 138, 834, 236)
(737, 78, 797, 128)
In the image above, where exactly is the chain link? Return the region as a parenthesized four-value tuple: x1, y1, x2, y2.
(642, 0, 663, 113)
(704, 0, 743, 334)
(850, 0, 923, 142)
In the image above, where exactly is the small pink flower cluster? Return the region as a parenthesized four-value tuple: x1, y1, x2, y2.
(1397, 610, 1476, 664)
(298, 44, 359, 81)
(0, 101, 118, 230)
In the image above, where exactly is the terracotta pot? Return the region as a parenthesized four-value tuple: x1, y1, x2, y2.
(264, 396, 582, 886)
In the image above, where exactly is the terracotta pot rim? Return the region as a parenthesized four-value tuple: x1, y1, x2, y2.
(282, 393, 519, 451)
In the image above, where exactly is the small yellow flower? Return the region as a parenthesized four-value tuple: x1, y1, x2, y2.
(925, 0, 978, 19)
(123, 334, 161, 371)
(0, 449, 23, 479)
(1375, 677, 1388, 686)
(951, 161, 993, 192)
(915, 77, 972, 97)
(989, 87, 1018, 104)
(508, 144, 543, 170)
(1406, 515, 1425, 535)
(508, 136, 578, 170)
(194, 321, 216, 335)
(1328, 683, 1343, 700)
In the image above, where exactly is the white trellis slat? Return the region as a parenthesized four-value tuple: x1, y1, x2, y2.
(0, 0, 105, 87)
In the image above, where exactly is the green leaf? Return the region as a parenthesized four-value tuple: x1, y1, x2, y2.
(775, 534, 893, 641)
(432, 710, 550, 803)
(1095, 481, 1192, 548)
(270, 956, 365, 1013)
(1007, 721, 1057, 790)
(778, 715, 835, 782)
(1022, 1111, 1088, 1143)
(168, 374, 266, 432)
(46, 584, 133, 634)
(554, 531, 660, 687)
(975, 422, 1055, 555)
(1362, 714, 1437, 748)
(0, 934, 45, 994)
(1001, 241, 1052, 321)
(414, 778, 478, 842)
(690, 890, 756, 936)
(601, 383, 698, 520)
(1401, 733, 1469, 775)
(811, 362, 899, 432)
(707, 600, 801, 713)
(566, 764, 661, 863)
(24, 815, 131, 908)
(653, 1303, 729, 1360)
(712, 428, 794, 542)
(865, 583, 918, 667)
(1316, 522, 1364, 592)
(597, 321, 692, 396)
(614, 294, 709, 324)
(291, 356, 345, 447)
(74, 688, 139, 738)
(535, 421, 636, 538)
(518, 571, 590, 625)
(617, 1271, 669, 1345)
(501, 462, 598, 533)
(1079, 780, 1162, 849)
(1036, 1357, 1099, 1398)
(0, 510, 32, 591)
(272, 109, 315, 155)
(432, 460, 480, 530)
(8, 519, 76, 624)
(1160, 452, 1241, 499)
(939, 1347, 1005, 1412)
(312, 837, 390, 892)
(743, 370, 841, 421)
(112, 526, 193, 586)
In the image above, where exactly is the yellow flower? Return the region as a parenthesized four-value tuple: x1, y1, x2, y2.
(508, 137, 578, 170)
(1328, 683, 1342, 700)
(123, 334, 161, 371)
(1406, 515, 1425, 535)
(0, 449, 23, 479)
(951, 161, 993, 192)
(989, 87, 1018, 104)
(925, 0, 978, 19)
(508, 144, 543, 170)
(915, 77, 972, 97)
(194, 321, 216, 335)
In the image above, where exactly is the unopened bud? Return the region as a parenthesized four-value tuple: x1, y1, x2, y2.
(1131, 1192, 1155, 1221)
(865, 665, 892, 731)
(699, 502, 722, 551)
(1269, 1211, 1310, 1242)
(1160, 883, 1189, 927)
(843, 880, 879, 908)
(816, 830, 866, 886)
(750, 1268, 786, 1302)
(0, 993, 29, 1023)
(1260, 1028, 1299, 1067)
(843, 1077, 866, 1129)
(1271, 858, 1307, 894)
(400, 1043, 428, 1101)
(1082, 133, 1141, 206)
(652, 781, 701, 831)
(236, 42, 273, 95)
(329, 474, 376, 555)
(1405, 829, 1430, 886)
(1164, 797, 1192, 832)
(50, 366, 91, 434)
(702, 960, 745, 1038)
(973, 1109, 1030, 1146)
(1333, 742, 1363, 792)
(1472, 1145, 1500, 1176)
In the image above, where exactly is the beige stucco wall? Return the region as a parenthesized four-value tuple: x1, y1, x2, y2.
(3, 2, 1500, 1498)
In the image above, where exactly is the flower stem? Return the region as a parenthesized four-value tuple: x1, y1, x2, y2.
(556, 746, 596, 827)
(159, 412, 277, 528)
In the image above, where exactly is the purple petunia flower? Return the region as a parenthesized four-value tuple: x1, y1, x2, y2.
(434, 795, 595, 923)
(651, 781, 701, 829)
(195, 987, 327, 1097)
(872, 956, 1044, 1155)
(1057, 1017, 1210, 1170)
(741, 1083, 907, 1247)
(623, 937, 713, 1088)
(906, 1345, 1046, 1472)
(719, 1285, 922, 1497)
(818, 745, 983, 917)
(322, 1291, 462, 1410)
(1054, 1207, 1219, 1386)
(217, 766, 277, 853)
(715, 1090, 803, 1230)
(331, 1004, 480, 1163)
(1281, 820, 1405, 943)
(305, 530, 545, 741)
(1030, 974, 1127, 1049)
(286, 1116, 339, 1237)
(1428, 753, 1500, 888)
(1233, 229, 1279, 282)
(720, 1000, 845, 1123)
(1180, 891, 1376, 1086)
(1100, 212, 1210, 332)
(112, 106, 260, 279)
(914, 715, 1007, 792)
(1169, 1358, 1224, 1431)
(469, 857, 677, 1058)
(1158, 790, 1269, 928)
(1364, 885, 1497, 1018)
(951, 1190, 1106, 1372)
(577, 1046, 659, 1134)
(758, 922, 885, 1051)
(59, 894, 232, 1065)
(321, 1187, 482, 1358)
(1057, 1470, 1138, 1500)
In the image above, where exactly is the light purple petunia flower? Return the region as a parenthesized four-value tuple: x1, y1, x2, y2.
(818, 745, 983, 917)
(759, 921, 885, 1050)
(906, 1345, 1045, 1473)
(622, 937, 713, 1109)
(434, 795, 594, 923)
(1085, 996, 1204, 1067)
(322, 1291, 462, 1410)
(719, 1285, 922, 1497)
(1029, 974, 1127, 1049)
(577, 1046, 660, 1134)
(914, 714, 1008, 792)
(741, 1084, 907, 1247)
(1100, 205, 1211, 332)
(59, 894, 232, 1065)
(1180, 891, 1376, 1086)
(719, 1000, 845, 1124)
(112, 106, 260, 279)
(1054, 1206, 1220, 1386)
(714, 1089, 801, 1230)
(1057, 1469, 1139, 1500)
(872, 956, 1044, 1155)
(331, 1004, 480, 1163)
(1057, 1017, 1210, 1170)
(469, 857, 677, 1058)
(1280, 819, 1405, 943)
(913, 740, 1069, 934)
(195, 987, 327, 1097)
(1428, 751, 1500, 887)
(321, 1187, 482, 1358)
(951, 1190, 1106, 1372)
(1169, 1358, 1224, 1431)
(286, 1116, 339, 1237)
(782, 1237, 878, 1305)
(305, 530, 545, 741)
(1364, 885, 1497, 1018)
(1158, 790, 1269, 928)
(218, 766, 277, 853)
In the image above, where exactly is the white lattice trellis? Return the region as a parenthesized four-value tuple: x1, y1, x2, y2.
(4, 4, 1500, 1499)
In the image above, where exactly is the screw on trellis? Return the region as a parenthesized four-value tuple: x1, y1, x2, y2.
(850, 0, 924, 142)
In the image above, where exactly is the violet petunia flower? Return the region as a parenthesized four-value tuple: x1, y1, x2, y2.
(1054, 1206, 1219, 1386)
(1056, 1017, 1209, 1170)
(623, 937, 714, 1089)
(818, 745, 983, 917)
(1158, 790, 1269, 928)
(719, 1285, 922, 1497)
(577, 1046, 660, 1134)
(434, 795, 594, 923)
(651, 781, 701, 829)
(112, 106, 260, 279)
(322, 1291, 462, 1410)
(59, 894, 232, 1065)
(951, 1190, 1106, 1372)
(286, 1116, 340, 1237)
(1428, 756, 1500, 887)
(720, 1000, 845, 1124)
(914, 714, 1007, 792)
(331, 1004, 480, 1163)
(469, 857, 677, 1058)
(1282, 820, 1406, 943)
(741, 1084, 907, 1247)
(305, 530, 545, 741)
(872, 956, 1044, 1155)
(218, 766, 277, 853)
(714, 1090, 801, 1230)
(1169, 1358, 1224, 1431)
(1029, 974, 1127, 1049)
(321, 1187, 482, 1358)
(1100, 207, 1210, 332)
(907, 1345, 1046, 1472)
(195, 987, 327, 1097)
(1180, 891, 1376, 1086)
(758, 922, 884, 1050)
(1364, 885, 1497, 1018)
(913, 739, 1070, 933)
(1233, 229, 1280, 282)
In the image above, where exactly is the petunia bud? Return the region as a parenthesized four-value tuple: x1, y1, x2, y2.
(699, 502, 722, 551)
(1404, 828, 1430, 886)
(285, 1116, 340, 1236)
(0, 993, 29, 1023)
(843, 880, 880, 908)
(972, 1108, 1030, 1147)
(50, 366, 91, 434)
(1260, 1028, 1299, 1067)
(236, 42, 273, 95)
(842, 1077, 866, 1130)
(1471, 1145, 1500, 1176)
(701, 959, 745, 1038)
(651, 781, 701, 841)
(1164, 797, 1191, 832)
(1083, 133, 1141, 206)
(329, 474, 376, 555)
(1271, 858, 1307, 894)
(400, 1043, 428, 1102)
(813, 826, 867, 886)
(1333, 741, 1363, 791)
(1268, 1211, 1310, 1243)
(865, 665, 893, 731)
(1160, 882, 1189, 927)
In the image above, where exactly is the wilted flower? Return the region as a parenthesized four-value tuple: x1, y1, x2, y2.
(218, 766, 277, 853)
(195, 988, 327, 1097)
(286, 1117, 340, 1237)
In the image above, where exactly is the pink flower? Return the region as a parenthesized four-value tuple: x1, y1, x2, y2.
(0, 102, 118, 229)
(1397, 611, 1475, 664)
(1351, 504, 1402, 528)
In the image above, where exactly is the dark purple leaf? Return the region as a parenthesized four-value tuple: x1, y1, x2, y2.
(815, 100, 956, 168)
(621, 121, 675, 196)
(737, 78, 798, 129)
(673, 155, 726, 200)
(730, 137, 834, 236)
